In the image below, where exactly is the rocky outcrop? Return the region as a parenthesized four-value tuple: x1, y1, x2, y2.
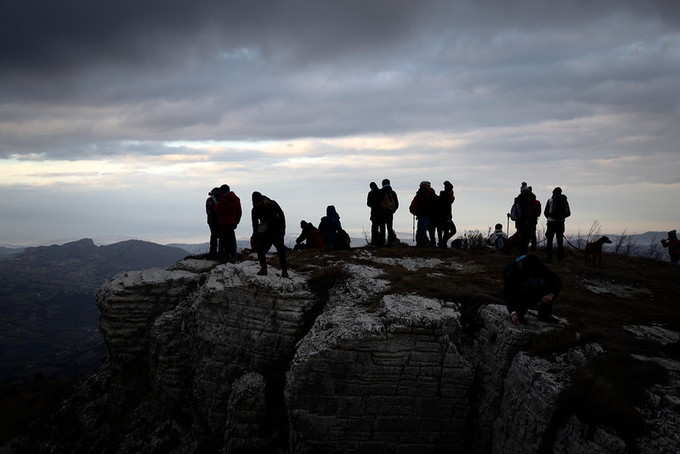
(286, 293, 473, 453)
(13, 256, 680, 454)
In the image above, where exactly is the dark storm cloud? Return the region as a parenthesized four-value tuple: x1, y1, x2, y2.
(1, 0, 679, 158)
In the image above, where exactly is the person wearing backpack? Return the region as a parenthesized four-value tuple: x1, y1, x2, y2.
(544, 187, 571, 262)
(435, 181, 456, 248)
(488, 223, 508, 249)
(367, 182, 382, 246)
(510, 184, 537, 254)
(661, 230, 680, 265)
(378, 179, 399, 246)
(251, 191, 288, 277)
(215, 184, 242, 263)
(409, 181, 438, 247)
(206, 187, 220, 258)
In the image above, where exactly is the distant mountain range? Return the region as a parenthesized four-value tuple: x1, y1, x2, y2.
(0, 239, 188, 381)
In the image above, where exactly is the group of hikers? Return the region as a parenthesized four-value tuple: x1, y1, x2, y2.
(205, 179, 675, 327)
(367, 179, 457, 249)
(206, 187, 352, 278)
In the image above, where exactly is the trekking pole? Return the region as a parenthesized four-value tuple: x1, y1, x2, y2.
(506, 213, 510, 235)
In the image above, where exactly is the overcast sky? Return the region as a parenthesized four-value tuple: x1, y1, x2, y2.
(1, 0, 679, 245)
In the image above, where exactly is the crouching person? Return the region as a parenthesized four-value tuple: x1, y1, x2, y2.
(503, 255, 561, 325)
(251, 191, 288, 278)
(294, 221, 325, 250)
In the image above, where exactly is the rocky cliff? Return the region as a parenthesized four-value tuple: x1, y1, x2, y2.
(10, 252, 680, 454)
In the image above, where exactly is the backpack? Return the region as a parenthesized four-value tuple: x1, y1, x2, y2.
(381, 190, 397, 213)
(549, 195, 569, 220)
(510, 201, 520, 221)
(336, 229, 351, 250)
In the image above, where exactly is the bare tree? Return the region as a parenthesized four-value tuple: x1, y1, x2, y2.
(613, 229, 628, 254)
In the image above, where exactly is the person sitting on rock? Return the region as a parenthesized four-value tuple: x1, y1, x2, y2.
(251, 191, 288, 278)
(294, 221, 325, 250)
(503, 254, 561, 325)
(488, 223, 508, 249)
(661, 230, 680, 265)
(318, 205, 342, 249)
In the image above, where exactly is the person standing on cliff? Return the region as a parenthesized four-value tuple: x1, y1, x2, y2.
(435, 180, 456, 248)
(206, 187, 220, 258)
(214, 184, 242, 263)
(251, 191, 289, 278)
(367, 182, 382, 246)
(376, 179, 399, 247)
(544, 187, 571, 262)
(409, 181, 438, 247)
(503, 254, 561, 325)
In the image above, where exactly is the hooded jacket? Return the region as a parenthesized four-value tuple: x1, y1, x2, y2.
(215, 191, 242, 226)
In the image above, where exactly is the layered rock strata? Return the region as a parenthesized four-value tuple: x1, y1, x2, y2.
(13, 257, 680, 454)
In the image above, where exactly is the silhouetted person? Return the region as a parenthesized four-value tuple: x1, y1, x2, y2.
(410, 181, 438, 247)
(661, 230, 680, 265)
(378, 179, 399, 246)
(295, 220, 325, 250)
(319, 205, 342, 249)
(510, 183, 540, 254)
(206, 187, 220, 258)
(528, 186, 541, 251)
(488, 223, 508, 249)
(544, 187, 571, 262)
(504, 254, 561, 325)
(214, 185, 242, 262)
(251, 191, 288, 277)
(435, 181, 456, 248)
(367, 182, 382, 246)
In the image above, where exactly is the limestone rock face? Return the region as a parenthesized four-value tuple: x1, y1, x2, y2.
(493, 344, 608, 454)
(15, 256, 680, 454)
(97, 267, 203, 365)
(286, 293, 473, 453)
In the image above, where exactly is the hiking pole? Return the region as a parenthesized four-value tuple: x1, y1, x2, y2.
(506, 213, 510, 236)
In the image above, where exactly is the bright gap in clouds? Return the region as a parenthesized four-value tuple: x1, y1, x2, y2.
(2, 114, 679, 245)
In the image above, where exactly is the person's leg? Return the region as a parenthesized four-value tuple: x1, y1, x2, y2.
(272, 233, 288, 277)
(226, 224, 237, 262)
(217, 226, 228, 260)
(545, 222, 555, 260)
(377, 222, 386, 247)
(427, 219, 436, 247)
(443, 220, 455, 246)
(518, 225, 530, 255)
(529, 225, 537, 251)
(386, 214, 396, 245)
(370, 219, 379, 246)
(416, 217, 427, 247)
(209, 225, 218, 257)
(436, 224, 444, 248)
(555, 222, 565, 261)
(257, 234, 273, 275)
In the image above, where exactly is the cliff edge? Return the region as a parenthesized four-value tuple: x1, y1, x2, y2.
(9, 249, 680, 454)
